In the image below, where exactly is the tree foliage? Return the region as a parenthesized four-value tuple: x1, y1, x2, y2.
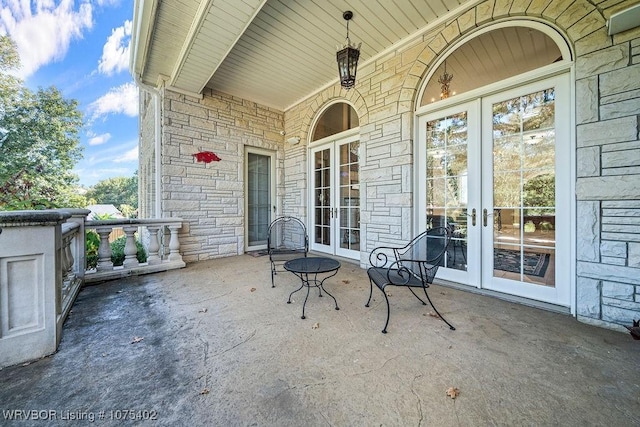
(85, 173, 138, 210)
(0, 35, 86, 210)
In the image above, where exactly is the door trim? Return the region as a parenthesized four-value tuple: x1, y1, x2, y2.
(415, 73, 573, 309)
(480, 74, 571, 307)
(416, 100, 481, 287)
(308, 132, 361, 260)
(244, 147, 276, 252)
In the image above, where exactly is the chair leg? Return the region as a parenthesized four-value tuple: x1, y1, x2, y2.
(270, 259, 276, 288)
(408, 287, 427, 305)
(381, 286, 391, 334)
(365, 277, 374, 307)
(422, 287, 455, 330)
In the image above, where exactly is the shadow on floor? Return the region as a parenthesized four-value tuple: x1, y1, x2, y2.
(1, 255, 638, 426)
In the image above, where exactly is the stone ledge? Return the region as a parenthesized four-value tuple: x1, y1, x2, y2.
(84, 261, 186, 284)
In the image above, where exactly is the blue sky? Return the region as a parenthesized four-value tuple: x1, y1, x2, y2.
(0, 0, 137, 187)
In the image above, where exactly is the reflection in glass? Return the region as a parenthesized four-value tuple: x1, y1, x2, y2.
(314, 149, 331, 245)
(312, 103, 359, 141)
(492, 89, 556, 287)
(339, 141, 360, 251)
(426, 113, 468, 271)
(247, 153, 270, 246)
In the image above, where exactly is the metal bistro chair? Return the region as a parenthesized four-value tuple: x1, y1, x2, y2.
(267, 216, 309, 287)
(366, 227, 456, 333)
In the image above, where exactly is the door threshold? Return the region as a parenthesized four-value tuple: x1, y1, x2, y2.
(308, 250, 360, 266)
(433, 278, 571, 315)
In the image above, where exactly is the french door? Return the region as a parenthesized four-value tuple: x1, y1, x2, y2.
(418, 75, 570, 306)
(245, 148, 275, 251)
(310, 133, 360, 259)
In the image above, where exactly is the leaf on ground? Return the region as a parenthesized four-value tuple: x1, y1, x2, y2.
(342, 280, 350, 284)
(131, 336, 144, 344)
(428, 312, 441, 320)
(199, 308, 208, 313)
(200, 388, 210, 395)
(250, 287, 256, 292)
(446, 387, 460, 399)
(312, 322, 320, 329)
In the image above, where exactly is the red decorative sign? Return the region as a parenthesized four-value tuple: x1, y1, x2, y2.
(192, 151, 221, 163)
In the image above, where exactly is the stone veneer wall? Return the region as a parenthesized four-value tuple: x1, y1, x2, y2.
(282, 0, 640, 330)
(160, 88, 284, 262)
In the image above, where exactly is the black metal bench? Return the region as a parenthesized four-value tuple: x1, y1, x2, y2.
(366, 227, 455, 333)
(267, 216, 309, 287)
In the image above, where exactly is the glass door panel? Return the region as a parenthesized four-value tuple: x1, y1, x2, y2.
(419, 75, 569, 307)
(426, 112, 469, 271)
(337, 139, 360, 257)
(310, 134, 361, 259)
(246, 150, 274, 251)
(482, 74, 570, 307)
(420, 101, 480, 286)
(489, 88, 556, 287)
(313, 147, 332, 250)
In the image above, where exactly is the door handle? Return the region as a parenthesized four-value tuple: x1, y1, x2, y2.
(471, 208, 476, 227)
(483, 209, 494, 227)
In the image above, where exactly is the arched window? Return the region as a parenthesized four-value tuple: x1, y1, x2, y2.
(312, 103, 359, 141)
(420, 26, 563, 105)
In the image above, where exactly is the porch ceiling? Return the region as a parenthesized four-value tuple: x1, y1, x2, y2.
(131, 0, 552, 111)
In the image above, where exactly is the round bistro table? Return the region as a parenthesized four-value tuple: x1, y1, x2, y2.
(283, 257, 341, 319)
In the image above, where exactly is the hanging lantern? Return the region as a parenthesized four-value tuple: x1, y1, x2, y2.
(336, 11, 361, 90)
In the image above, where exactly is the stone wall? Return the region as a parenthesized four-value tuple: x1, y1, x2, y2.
(282, 0, 640, 329)
(160, 88, 284, 262)
(140, 0, 640, 329)
(574, 0, 640, 329)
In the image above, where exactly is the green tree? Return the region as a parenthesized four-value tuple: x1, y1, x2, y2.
(85, 173, 138, 210)
(0, 36, 86, 210)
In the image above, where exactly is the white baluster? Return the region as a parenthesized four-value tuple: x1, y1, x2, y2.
(64, 234, 76, 284)
(123, 226, 139, 268)
(146, 225, 161, 265)
(96, 228, 113, 271)
(168, 224, 183, 263)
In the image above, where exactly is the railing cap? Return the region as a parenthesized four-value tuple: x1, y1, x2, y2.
(86, 218, 184, 227)
(0, 210, 72, 227)
(56, 208, 91, 218)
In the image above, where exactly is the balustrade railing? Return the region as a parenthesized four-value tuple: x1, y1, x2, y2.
(0, 210, 185, 368)
(85, 218, 185, 284)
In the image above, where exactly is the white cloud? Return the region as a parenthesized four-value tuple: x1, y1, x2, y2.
(88, 132, 111, 146)
(0, 0, 93, 78)
(87, 82, 138, 121)
(98, 20, 131, 76)
(113, 146, 138, 163)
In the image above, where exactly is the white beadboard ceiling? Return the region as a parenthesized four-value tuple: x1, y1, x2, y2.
(133, 0, 564, 111)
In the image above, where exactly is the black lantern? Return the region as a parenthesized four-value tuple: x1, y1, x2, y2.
(336, 11, 360, 90)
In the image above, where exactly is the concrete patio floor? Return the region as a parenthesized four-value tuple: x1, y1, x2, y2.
(1, 254, 638, 426)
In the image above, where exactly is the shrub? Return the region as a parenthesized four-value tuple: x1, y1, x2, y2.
(86, 230, 100, 269)
(110, 235, 147, 266)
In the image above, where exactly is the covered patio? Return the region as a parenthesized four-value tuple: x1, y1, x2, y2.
(2, 255, 637, 425)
